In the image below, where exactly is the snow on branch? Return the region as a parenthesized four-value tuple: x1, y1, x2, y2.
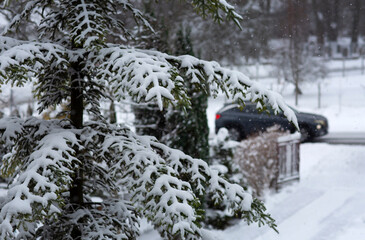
(0, 37, 71, 86)
(0, 118, 80, 239)
(117, 0, 153, 32)
(150, 139, 277, 231)
(175, 55, 298, 128)
(37, 0, 152, 48)
(93, 46, 298, 127)
(0, 38, 297, 128)
(190, 0, 243, 27)
(0, 116, 278, 238)
(151, 141, 252, 210)
(53, 200, 139, 240)
(94, 47, 187, 110)
(1, 0, 39, 36)
(0, 117, 23, 146)
(88, 120, 276, 238)
(87, 122, 202, 239)
(67, 0, 107, 48)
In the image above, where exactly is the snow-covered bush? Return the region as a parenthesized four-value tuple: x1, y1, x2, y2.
(209, 128, 242, 184)
(235, 126, 289, 198)
(205, 128, 245, 229)
(0, 1, 297, 239)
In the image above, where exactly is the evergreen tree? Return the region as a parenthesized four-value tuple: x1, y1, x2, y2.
(163, 26, 209, 161)
(133, 9, 210, 161)
(132, 0, 169, 141)
(0, 1, 298, 239)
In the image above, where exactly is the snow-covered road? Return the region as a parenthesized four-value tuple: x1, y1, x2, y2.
(213, 143, 365, 240)
(313, 132, 365, 145)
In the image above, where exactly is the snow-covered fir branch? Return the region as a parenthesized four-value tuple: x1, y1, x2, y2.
(0, 0, 293, 239)
(0, 118, 79, 239)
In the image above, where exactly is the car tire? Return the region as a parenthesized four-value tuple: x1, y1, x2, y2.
(228, 127, 242, 141)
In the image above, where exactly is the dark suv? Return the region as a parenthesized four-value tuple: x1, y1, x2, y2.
(215, 102, 328, 142)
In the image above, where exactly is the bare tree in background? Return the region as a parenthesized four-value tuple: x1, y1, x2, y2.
(351, 0, 362, 55)
(273, 0, 327, 106)
(287, 0, 309, 105)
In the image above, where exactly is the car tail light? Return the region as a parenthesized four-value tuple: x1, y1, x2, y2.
(216, 114, 221, 120)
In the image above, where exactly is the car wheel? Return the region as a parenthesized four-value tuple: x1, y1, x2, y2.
(300, 127, 310, 142)
(228, 127, 242, 141)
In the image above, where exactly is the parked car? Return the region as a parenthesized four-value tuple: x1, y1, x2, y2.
(215, 102, 328, 142)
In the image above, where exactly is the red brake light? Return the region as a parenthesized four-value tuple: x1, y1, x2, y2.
(216, 114, 221, 120)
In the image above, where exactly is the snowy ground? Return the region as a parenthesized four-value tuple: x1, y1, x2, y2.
(139, 69, 365, 239)
(208, 143, 365, 240)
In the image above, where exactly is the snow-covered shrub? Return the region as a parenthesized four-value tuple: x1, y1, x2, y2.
(235, 126, 289, 198)
(210, 128, 242, 184)
(205, 128, 245, 229)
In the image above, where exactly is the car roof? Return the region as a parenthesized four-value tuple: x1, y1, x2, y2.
(223, 101, 254, 106)
(218, 101, 256, 113)
(221, 101, 299, 114)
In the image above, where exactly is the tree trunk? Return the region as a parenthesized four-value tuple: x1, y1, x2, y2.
(70, 61, 84, 239)
(311, 0, 325, 53)
(287, 0, 308, 43)
(351, 0, 361, 55)
(287, 0, 295, 39)
(295, 87, 299, 106)
(259, 0, 271, 13)
(266, 0, 271, 13)
(109, 101, 117, 124)
(325, 0, 339, 42)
